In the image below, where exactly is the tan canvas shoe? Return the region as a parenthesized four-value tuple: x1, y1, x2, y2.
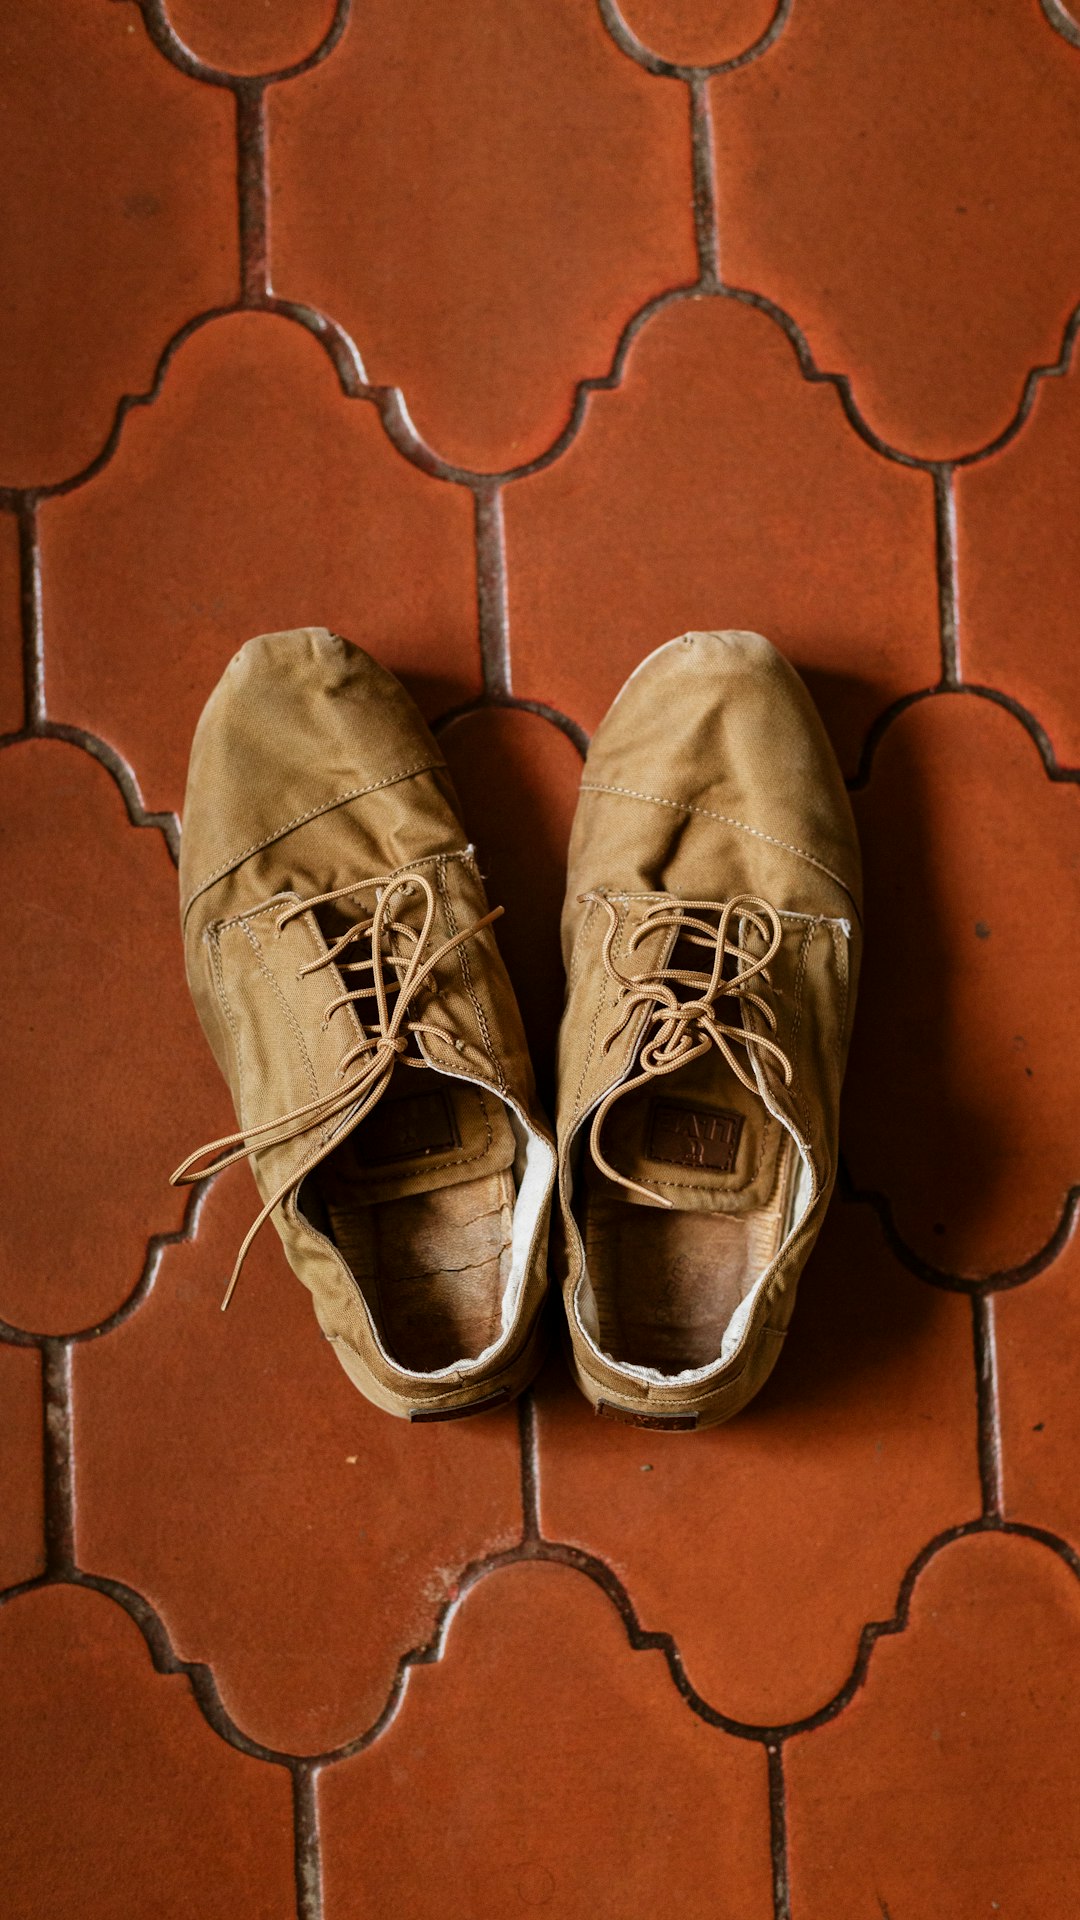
(555, 631, 861, 1430)
(173, 628, 555, 1421)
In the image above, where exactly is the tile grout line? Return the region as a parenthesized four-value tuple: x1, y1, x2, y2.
(291, 1760, 323, 1920)
(767, 1741, 792, 1920)
(17, 494, 44, 731)
(973, 1292, 1004, 1523)
(688, 75, 720, 292)
(41, 1339, 75, 1575)
(0, 1180, 213, 1356)
(517, 1389, 541, 1542)
(236, 83, 270, 306)
(932, 463, 960, 687)
(473, 483, 512, 698)
(837, 1159, 1080, 1295)
(1042, 0, 1080, 48)
(431, 690, 589, 758)
(5, 1514, 1080, 1762)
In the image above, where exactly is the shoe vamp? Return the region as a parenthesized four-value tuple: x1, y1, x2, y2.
(191, 848, 540, 1208)
(558, 901, 855, 1181)
(570, 628, 861, 924)
(179, 626, 451, 921)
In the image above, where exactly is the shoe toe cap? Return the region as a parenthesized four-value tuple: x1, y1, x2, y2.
(575, 629, 862, 916)
(178, 627, 445, 915)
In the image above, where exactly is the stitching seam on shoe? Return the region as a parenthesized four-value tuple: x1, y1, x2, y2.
(207, 927, 244, 1117)
(182, 760, 446, 916)
(788, 918, 815, 1140)
(598, 894, 850, 931)
(239, 917, 322, 1113)
(437, 854, 506, 1094)
(206, 851, 477, 934)
(566, 893, 598, 989)
(830, 919, 851, 1073)
(578, 783, 857, 903)
(571, 914, 622, 1123)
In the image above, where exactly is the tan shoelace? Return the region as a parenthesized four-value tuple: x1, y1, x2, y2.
(584, 891, 794, 1208)
(171, 871, 502, 1309)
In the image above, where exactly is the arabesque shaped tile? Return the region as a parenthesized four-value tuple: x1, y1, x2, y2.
(0, 0, 235, 486)
(268, 0, 696, 471)
(0, 739, 226, 1333)
(616, 0, 781, 66)
(42, 311, 479, 817)
(711, 0, 1080, 458)
(956, 349, 1080, 767)
(536, 1203, 978, 1727)
(440, 706, 581, 1105)
(0, 514, 22, 733)
(786, 1533, 1080, 1916)
(845, 693, 1080, 1276)
(503, 295, 939, 773)
(0, 1584, 294, 1919)
(997, 1238, 1080, 1546)
(319, 1561, 774, 1919)
(74, 1174, 523, 1755)
(163, 0, 340, 73)
(0, 1346, 44, 1587)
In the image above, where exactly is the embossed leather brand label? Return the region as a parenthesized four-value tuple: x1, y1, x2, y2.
(367, 1088, 460, 1162)
(647, 1100, 744, 1173)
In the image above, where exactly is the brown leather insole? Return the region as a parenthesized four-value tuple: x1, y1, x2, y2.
(583, 1051, 796, 1373)
(313, 1065, 517, 1372)
(583, 1150, 794, 1371)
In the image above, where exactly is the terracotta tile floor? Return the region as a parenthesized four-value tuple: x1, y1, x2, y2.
(2, 4, 1079, 1915)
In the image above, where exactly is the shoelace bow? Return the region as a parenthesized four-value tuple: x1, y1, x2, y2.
(171, 871, 502, 1310)
(585, 891, 794, 1208)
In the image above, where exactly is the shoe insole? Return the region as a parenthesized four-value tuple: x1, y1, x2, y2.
(314, 1064, 518, 1372)
(583, 1153, 794, 1371)
(583, 1049, 796, 1374)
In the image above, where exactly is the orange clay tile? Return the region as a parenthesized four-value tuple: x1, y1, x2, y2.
(162, 0, 340, 74)
(73, 1174, 523, 1755)
(503, 295, 939, 774)
(845, 693, 1080, 1277)
(41, 311, 479, 817)
(5, 0, 1080, 1903)
(0, 513, 22, 733)
(319, 1561, 775, 1918)
(439, 706, 582, 1106)
(997, 1240, 1080, 1544)
(0, 1585, 295, 1918)
(0, 1347, 44, 1587)
(786, 1532, 1080, 1916)
(535, 1203, 978, 1727)
(617, 0, 781, 66)
(0, 0, 235, 488)
(711, 0, 1080, 459)
(267, 1, 696, 471)
(955, 350, 1080, 767)
(0, 739, 227, 1334)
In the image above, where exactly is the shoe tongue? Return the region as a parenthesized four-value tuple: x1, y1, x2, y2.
(594, 1046, 787, 1217)
(591, 898, 795, 1217)
(319, 1060, 517, 1207)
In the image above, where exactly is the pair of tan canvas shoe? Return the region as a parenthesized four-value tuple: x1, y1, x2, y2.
(174, 627, 861, 1431)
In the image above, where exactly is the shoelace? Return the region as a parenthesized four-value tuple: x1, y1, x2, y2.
(171, 871, 502, 1309)
(584, 891, 794, 1208)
